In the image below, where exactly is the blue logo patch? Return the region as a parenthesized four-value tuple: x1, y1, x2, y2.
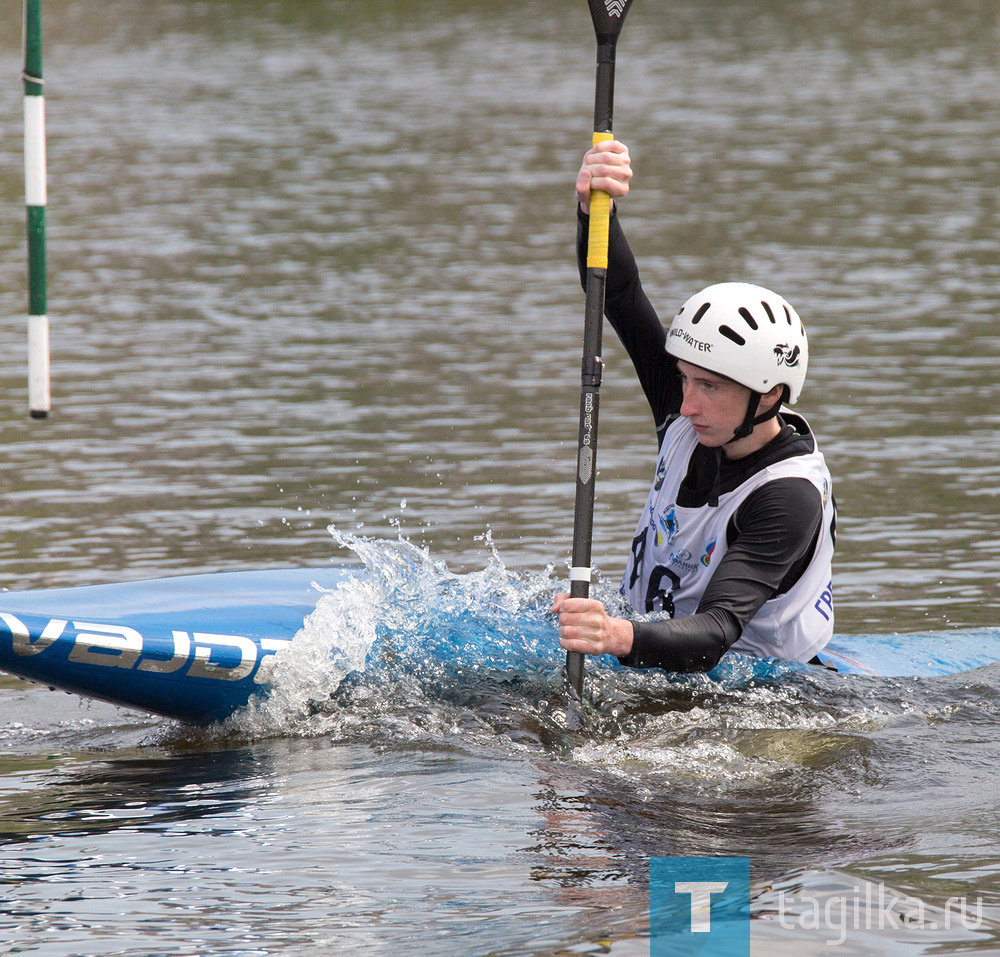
(651, 857, 754, 956)
(656, 506, 680, 547)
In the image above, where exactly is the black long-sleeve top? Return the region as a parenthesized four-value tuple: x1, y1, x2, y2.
(577, 208, 828, 672)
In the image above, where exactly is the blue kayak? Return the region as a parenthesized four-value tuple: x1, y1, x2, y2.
(0, 567, 995, 724)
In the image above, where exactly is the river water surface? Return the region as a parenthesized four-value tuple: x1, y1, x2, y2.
(1, 0, 998, 954)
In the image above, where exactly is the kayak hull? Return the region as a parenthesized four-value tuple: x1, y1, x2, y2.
(0, 568, 994, 723)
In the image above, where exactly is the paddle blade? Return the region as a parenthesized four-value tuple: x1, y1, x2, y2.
(588, 0, 635, 42)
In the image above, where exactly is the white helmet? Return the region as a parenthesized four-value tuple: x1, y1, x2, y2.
(666, 282, 808, 404)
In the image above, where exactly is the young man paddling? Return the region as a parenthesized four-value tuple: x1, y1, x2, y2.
(552, 140, 836, 672)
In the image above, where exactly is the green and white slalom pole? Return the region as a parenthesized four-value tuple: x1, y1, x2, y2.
(566, 0, 635, 700)
(23, 0, 50, 419)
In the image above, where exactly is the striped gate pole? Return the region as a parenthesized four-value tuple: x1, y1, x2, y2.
(23, 0, 50, 418)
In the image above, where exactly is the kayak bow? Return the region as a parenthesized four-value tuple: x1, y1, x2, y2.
(0, 567, 350, 724)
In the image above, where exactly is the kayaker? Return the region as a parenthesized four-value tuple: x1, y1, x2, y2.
(552, 140, 836, 672)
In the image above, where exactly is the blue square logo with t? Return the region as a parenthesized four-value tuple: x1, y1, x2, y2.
(651, 857, 754, 956)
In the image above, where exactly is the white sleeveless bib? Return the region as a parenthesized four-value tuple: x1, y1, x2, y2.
(621, 414, 835, 662)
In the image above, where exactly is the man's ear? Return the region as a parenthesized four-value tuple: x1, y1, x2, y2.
(758, 384, 785, 413)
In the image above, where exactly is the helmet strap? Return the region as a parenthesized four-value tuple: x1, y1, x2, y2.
(708, 388, 788, 506)
(729, 392, 762, 443)
(728, 386, 788, 444)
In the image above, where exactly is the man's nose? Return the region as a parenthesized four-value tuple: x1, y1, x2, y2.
(680, 387, 698, 418)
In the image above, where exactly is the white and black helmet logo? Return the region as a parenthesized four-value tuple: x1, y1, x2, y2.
(774, 343, 801, 367)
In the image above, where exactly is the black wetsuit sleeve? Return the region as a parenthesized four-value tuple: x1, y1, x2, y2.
(619, 477, 824, 672)
(577, 207, 681, 442)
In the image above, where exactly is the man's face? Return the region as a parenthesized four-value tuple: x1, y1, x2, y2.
(675, 359, 752, 448)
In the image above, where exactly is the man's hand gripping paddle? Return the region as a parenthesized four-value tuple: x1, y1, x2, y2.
(566, 0, 636, 700)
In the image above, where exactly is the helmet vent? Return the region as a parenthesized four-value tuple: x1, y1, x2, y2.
(738, 307, 759, 330)
(718, 325, 746, 346)
(761, 301, 776, 323)
(691, 302, 712, 324)
(784, 305, 793, 325)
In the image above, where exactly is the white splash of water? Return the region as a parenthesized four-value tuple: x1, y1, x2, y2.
(226, 526, 559, 737)
(227, 568, 379, 737)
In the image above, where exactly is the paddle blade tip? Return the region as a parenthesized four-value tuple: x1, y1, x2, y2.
(588, 0, 635, 39)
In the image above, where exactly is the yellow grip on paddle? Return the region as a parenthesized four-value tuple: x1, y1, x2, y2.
(586, 131, 615, 270)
